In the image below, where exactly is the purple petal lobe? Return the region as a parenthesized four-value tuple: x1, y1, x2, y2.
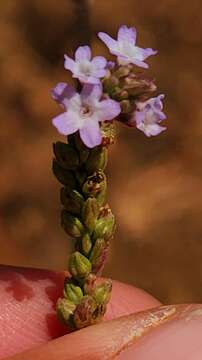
(52, 112, 79, 135)
(118, 25, 137, 44)
(92, 56, 107, 68)
(98, 32, 117, 50)
(75, 46, 91, 61)
(80, 119, 102, 148)
(137, 123, 166, 137)
(51, 83, 76, 108)
(92, 69, 107, 78)
(81, 84, 102, 102)
(64, 55, 75, 71)
(136, 47, 158, 60)
(98, 99, 121, 121)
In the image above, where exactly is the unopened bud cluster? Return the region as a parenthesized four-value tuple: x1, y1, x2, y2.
(53, 132, 115, 329)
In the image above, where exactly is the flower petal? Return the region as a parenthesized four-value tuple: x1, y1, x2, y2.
(81, 84, 102, 102)
(79, 119, 102, 148)
(137, 123, 166, 137)
(118, 25, 137, 44)
(91, 69, 107, 78)
(75, 46, 91, 61)
(98, 32, 117, 51)
(91, 56, 107, 69)
(97, 99, 121, 121)
(52, 111, 80, 135)
(76, 75, 100, 84)
(64, 55, 75, 72)
(51, 83, 76, 108)
(136, 47, 158, 60)
(129, 58, 149, 69)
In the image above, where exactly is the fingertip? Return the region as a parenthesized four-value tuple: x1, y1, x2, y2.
(105, 280, 160, 320)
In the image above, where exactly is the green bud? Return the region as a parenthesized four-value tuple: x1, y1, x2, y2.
(52, 159, 75, 188)
(61, 210, 84, 237)
(103, 75, 119, 93)
(74, 133, 90, 164)
(64, 282, 83, 305)
(93, 209, 115, 240)
(85, 147, 108, 173)
(69, 251, 92, 279)
(56, 297, 76, 325)
(89, 238, 109, 274)
(82, 197, 99, 233)
(82, 170, 106, 197)
(82, 232, 92, 255)
(61, 188, 84, 215)
(93, 279, 112, 305)
(53, 142, 79, 170)
(75, 170, 88, 187)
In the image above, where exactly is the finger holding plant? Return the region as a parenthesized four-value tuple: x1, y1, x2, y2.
(51, 25, 167, 330)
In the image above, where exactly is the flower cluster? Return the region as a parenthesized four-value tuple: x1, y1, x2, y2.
(52, 25, 167, 147)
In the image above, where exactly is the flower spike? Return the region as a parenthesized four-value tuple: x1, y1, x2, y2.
(51, 24, 167, 331)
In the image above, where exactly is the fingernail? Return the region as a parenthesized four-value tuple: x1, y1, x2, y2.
(117, 304, 202, 359)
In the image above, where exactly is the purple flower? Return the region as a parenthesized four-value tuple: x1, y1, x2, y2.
(51, 83, 121, 148)
(64, 46, 107, 84)
(98, 25, 157, 68)
(132, 95, 166, 137)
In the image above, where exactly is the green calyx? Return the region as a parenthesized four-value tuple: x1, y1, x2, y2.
(56, 297, 76, 325)
(61, 210, 84, 237)
(64, 282, 83, 305)
(52, 132, 114, 330)
(69, 251, 92, 279)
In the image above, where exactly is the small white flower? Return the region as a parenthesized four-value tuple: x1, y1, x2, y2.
(132, 95, 167, 137)
(64, 46, 107, 84)
(98, 25, 157, 68)
(51, 83, 121, 148)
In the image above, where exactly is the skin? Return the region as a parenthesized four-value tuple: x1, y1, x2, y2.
(0, 265, 202, 359)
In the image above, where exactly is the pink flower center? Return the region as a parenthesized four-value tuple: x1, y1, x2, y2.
(80, 105, 92, 118)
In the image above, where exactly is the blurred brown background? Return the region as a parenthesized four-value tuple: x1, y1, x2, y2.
(0, 0, 202, 304)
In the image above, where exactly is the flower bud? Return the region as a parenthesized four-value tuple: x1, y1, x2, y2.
(64, 282, 83, 305)
(61, 210, 84, 237)
(56, 297, 76, 325)
(75, 170, 88, 187)
(69, 251, 92, 279)
(93, 279, 112, 305)
(84, 277, 112, 305)
(89, 238, 109, 274)
(85, 147, 108, 173)
(73, 133, 90, 163)
(52, 159, 75, 188)
(103, 75, 119, 93)
(73, 295, 105, 329)
(82, 170, 106, 197)
(61, 188, 84, 215)
(53, 142, 79, 170)
(82, 232, 92, 255)
(82, 197, 99, 233)
(93, 209, 115, 240)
